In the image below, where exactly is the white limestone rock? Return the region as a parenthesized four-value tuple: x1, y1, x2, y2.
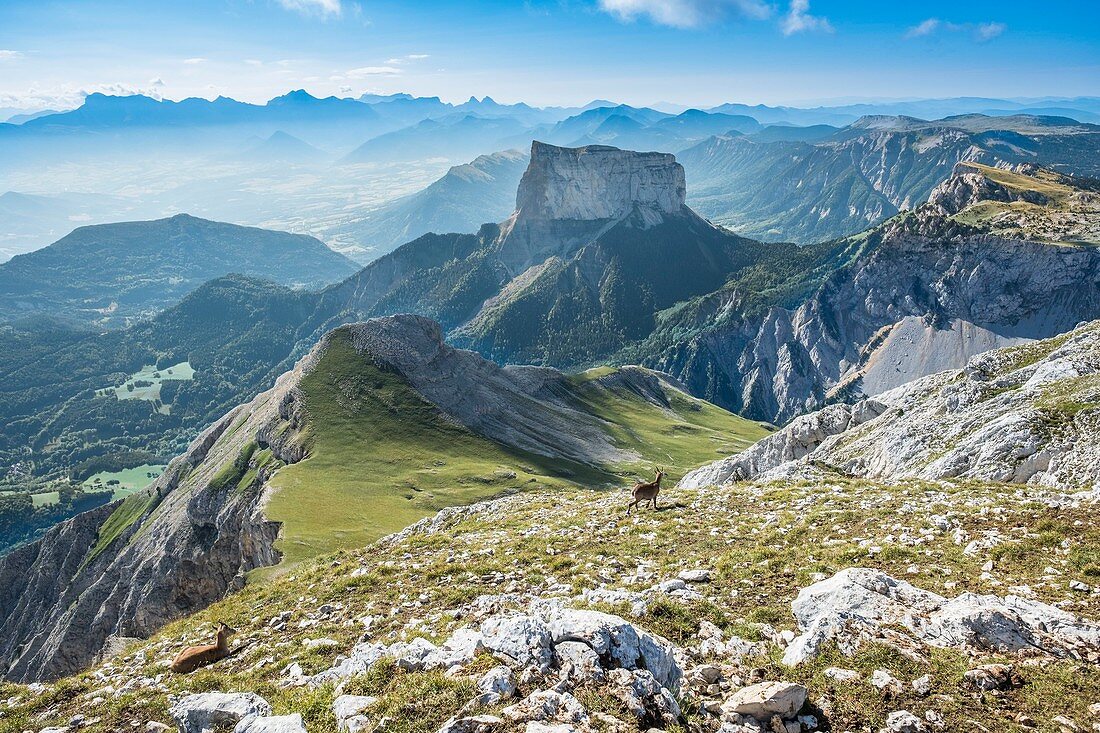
(232, 714, 307, 733)
(169, 692, 272, 733)
(480, 615, 554, 671)
(783, 568, 1100, 665)
(721, 681, 807, 720)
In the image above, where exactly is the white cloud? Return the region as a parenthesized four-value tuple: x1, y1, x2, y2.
(905, 18, 940, 38)
(0, 50, 23, 61)
(905, 17, 1006, 42)
(244, 59, 264, 66)
(385, 53, 430, 65)
(975, 21, 1006, 41)
(597, 0, 773, 29)
(345, 66, 402, 78)
(779, 0, 831, 35)
(277, 0, 342, 18)
(149, 77, 166, 87)
(183, 57, 206, 65)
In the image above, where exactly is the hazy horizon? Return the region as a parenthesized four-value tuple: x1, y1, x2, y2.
(1, 0, 1097, 113)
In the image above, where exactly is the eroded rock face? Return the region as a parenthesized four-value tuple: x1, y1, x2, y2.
(682, 321, 1100, 492)
(515, 141, 686, 223)
(0, 342, 320, 682)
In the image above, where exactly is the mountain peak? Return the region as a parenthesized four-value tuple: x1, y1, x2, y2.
(513, 141, 686, 223)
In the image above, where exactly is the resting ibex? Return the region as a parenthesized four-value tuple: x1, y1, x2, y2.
(627, 468, 664, 514)
(170, 622, 237, 674)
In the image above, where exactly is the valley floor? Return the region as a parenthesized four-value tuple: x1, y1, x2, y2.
(2, 476, 1098, 733)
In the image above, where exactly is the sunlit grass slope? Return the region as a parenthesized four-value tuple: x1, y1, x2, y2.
(264, 332, 771, 568)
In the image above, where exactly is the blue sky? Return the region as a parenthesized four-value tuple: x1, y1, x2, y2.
(0, 0, 1097, 110)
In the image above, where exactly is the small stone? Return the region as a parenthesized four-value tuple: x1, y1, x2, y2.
(1052, 715, 1080, 732)
(881, 710, 923, 733)
(679, 569, 712, 583)
(1014, 712, 1037, 728)
(721, 681, 807, 720)
(145, 724, 171, 733)
(911, 674, 932, 697)
(870, 669, 903, 695)
(1070, 581, 1091, 593)
(823, 667, 860, 683)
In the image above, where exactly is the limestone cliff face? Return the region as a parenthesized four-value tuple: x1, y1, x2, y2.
(514, 141, 686, 222)
(494, 141, 691, 273)
(681, 321, 1100, 490)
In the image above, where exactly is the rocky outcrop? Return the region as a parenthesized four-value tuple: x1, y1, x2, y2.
(783, 568, 1100, 666)
(493, 141, 693, 274)
(925, 162, 1048, 215)
(681, 321, 1100, 490)
(514, 141, 685, 222)
(679, 400, 885, 488)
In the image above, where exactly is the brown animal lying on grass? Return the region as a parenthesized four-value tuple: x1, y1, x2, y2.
(170, 622, 238, 674)
(627, 467, 664, 514)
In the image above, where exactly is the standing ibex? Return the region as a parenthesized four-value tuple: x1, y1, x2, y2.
(627, 467, 664, 514)
(170, 621, 237, 674)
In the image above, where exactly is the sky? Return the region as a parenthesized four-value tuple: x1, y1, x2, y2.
(0, 0, 1098, 111)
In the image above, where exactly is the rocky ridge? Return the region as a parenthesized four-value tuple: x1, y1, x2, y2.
(680, 320, 1100, 490)
(643, 164, 1100, 423)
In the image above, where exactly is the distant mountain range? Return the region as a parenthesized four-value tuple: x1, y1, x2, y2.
(0, 214, 358, 327)
(4, 91, 1100, 262)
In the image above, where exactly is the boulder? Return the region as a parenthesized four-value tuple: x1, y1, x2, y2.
(169, 692, 272, 733)
(476, 666, 518, 701)
(233, 714, 308, 733)
(607, 668, 681, 728)
(721, 681, 807, 720)
(480, 615, 554, 671)
(333, 695, 378, 733)
(540, 608, 681, 691)
(554, 641, 605, 683)
(310, 641, 388, 684)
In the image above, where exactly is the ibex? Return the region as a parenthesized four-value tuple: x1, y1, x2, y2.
(627, 467, 664, 514)
(170, 621, 237, 674)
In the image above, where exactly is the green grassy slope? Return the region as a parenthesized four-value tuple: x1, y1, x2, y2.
(263, 332, 770, 569)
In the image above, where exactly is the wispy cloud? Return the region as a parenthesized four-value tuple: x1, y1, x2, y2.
(345, 66, 402, 78)
(975, 22, 1006, 41)
(0, 50, 23, 61)
(183, 57, 206, 65)
(779, 0, 831, 35)
(905, 18, 1006, 42)
(277, 0, 342, 18)
(596, 0, 773, 29)
(384, 53, 431, 65)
